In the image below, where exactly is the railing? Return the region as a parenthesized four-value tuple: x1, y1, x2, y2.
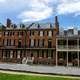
(57, 45, 78, 49)
(68, 45, 78, 49)
(57, 45, 67, 49)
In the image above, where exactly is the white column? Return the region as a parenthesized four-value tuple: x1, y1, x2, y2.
(3, 50, 5, 59)
(67, 38, 68, 67)
(67, 51, 68, 67)
(77, 39, 79, 67)
(10, 51, 13, 59)
(17, 51, 20, 59)
(56, 38, 58, 66)
(78, 51, 79, 67)
(56, 52, 58, 66)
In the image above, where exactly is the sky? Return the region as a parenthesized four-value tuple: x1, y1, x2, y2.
(0, 0, 80, 29)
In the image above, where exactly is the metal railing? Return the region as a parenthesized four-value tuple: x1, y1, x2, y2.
(57, 45, 67, 49)
(57, 45, 78, 49)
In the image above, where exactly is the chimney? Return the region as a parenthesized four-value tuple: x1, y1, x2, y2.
(54, 16, 59, 33)
(6, 18, 11, 28)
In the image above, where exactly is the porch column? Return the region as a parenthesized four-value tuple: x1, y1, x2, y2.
(56, 52, 58, 66)
(67, 38, 68, 67)
(67, 51, 68, 67)
(77, 38, 79, 67)
(56, 38, 58, 66)
(78, 51, 79, 67)
(3, 50, 6, 59)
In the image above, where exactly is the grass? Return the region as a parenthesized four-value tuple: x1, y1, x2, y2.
(0, 73, 80, 80)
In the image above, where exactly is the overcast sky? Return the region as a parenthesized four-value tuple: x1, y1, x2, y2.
(0, 0, 80, 29)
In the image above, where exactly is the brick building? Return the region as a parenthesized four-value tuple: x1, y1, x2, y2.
(0, 16, 59, 65)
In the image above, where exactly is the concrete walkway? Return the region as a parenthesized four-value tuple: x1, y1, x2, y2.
(0, 63, 80, 76)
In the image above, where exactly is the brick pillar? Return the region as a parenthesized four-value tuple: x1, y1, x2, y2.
(15, 32, 18, 48)
(27, 31, 30, 48)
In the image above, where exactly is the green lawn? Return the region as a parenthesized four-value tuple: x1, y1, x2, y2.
(0, 73, 79, 80)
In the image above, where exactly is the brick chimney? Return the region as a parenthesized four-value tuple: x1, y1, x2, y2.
(54, 16, 59, 33)
(6, 18, 12, 28)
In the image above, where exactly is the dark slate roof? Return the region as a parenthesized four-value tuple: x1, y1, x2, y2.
(25, 23, 54, 30)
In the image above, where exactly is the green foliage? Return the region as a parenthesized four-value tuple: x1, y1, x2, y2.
(0, 73, 79, 80)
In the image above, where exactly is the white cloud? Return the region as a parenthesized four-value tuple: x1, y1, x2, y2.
(57, 0, 80, 16)
(18, 0, 54, 22)
(18, 7, 53, 22)
(0, 0, 54, 22)
(0, 0, 5, 2)
(0, 0, 80, 23)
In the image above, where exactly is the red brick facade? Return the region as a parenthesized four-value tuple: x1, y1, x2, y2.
(0, 16, 59, 65)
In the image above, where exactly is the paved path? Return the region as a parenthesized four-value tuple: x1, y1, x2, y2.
(0, 63, 80, 76)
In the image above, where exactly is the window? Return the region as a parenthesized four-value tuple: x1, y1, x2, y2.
(37, 50, 39, 57)
(48, 40, 52, 48)
(42, 39, 44, 47)
(48, 31, 52, 37)
(39, 39, 43, 47)
(10, 32, 12, 36)
(45, 31, 47, 35)
(46, 50, 48, 58)
(48, 50, 51, 57)
(42, 50, 44, 57)
(14, 40, 15, 46)
(18, 40, 21, 48)
(4, 31, 9, 36)
(68, 30, 74, 36)
(9, 39, 11, 46)
(6, 31, 9, 35)
(30, 31, 34, 36)
(18, 32, 19, 36)
(39, 50, 42, 57)
(31, 39, 34, 47)
(11, 40, 14, 46)
(7, 39, 8, 46)
(20, 32, 23, 35)
(13, 32, 15, 35)
(74, 28, 78, 35)
(4, 32, 5, 35)
(40, 31, 43, 36)
(4, 39, 7, 46)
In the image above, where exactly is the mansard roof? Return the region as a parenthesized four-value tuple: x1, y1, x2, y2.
(2, 22, 54, 31)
